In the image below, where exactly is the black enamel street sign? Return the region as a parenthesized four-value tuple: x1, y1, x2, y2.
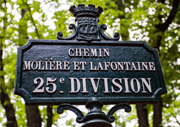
(15, 39, 167, 105)
(14, 4, 167, 105)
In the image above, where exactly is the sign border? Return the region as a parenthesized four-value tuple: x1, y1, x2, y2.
(15, 39, 167, 105)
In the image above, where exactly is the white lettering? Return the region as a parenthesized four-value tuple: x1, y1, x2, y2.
(23, 61, 31, 70)
(141, 78, 152, 93)
(81, 78, 88, 93)
(111, 78, 122, 93)
(149, 62, 155, 71)
(124, 78, 131, 93)
(89, 78, 100, 93)
(63, 61, 70, 70)
(104, 49, 109, 57)
(31, 61, 38, 70)
(131, 78, 140, 93)
(68, 48, 74, 57)
(84, 48, 89, 57)
(69, 78, 80, 93)
(90, 49, 97, 57)
(103, 78, 110, 93)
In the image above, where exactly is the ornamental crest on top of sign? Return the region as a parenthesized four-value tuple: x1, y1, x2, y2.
(56, 4, 120, 42)
(15, 3, 167, 127)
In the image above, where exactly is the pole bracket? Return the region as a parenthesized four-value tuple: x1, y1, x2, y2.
(56, 97, 132, 127)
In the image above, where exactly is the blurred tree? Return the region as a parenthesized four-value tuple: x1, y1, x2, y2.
(0, 0, 69, 126)
(18, 0, 42, 126)
(0, 0, 180, 127)
(0, 0, 18, 126)
(68, 0, 180, 126)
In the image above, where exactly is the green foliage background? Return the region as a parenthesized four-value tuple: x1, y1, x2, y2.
(0, 0, 180, 126)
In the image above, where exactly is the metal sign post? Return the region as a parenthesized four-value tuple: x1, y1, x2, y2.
(15, 4, 167, 127)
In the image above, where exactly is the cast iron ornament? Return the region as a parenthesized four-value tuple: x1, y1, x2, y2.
(56, 4, 120, 42)
(57, 97, 132, 127)
(14, 4, 167, 127)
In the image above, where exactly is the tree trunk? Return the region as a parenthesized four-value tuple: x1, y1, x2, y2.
(116, 0, 129, 41)
(0, 89, 18, 127)
(0, 40, 18, 127)
(19, 4, 42, 127)
(26, 105, 42, 127)
(0, 56, 18, 127)
(152, 1, 180, 127)
(153, 98, 162, 127)
(136, 104, 149, 127)
(47, 106, 53, 127)
(0, 0, 18, 126)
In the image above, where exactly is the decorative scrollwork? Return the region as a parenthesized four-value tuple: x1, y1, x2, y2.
(57, 103, 85, 123)
(107, 103, 132, 122)
(57, 4, 120, 42)
(99, 24, 120, 41)
(57, 24, 77, 40)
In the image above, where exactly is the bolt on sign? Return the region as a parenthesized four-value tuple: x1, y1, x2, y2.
(15, 4, 167, 105)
